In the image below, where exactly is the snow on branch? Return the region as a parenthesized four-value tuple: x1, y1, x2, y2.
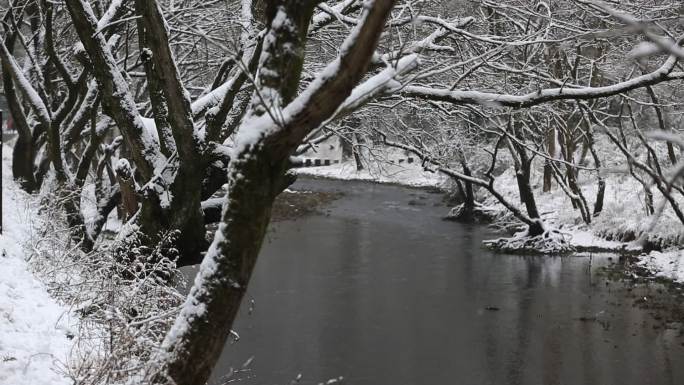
(94, 0, 132, 36)
(65, 0, 163, 180)
(295, 54, 420, 153)
(232, 0, 399, 154)
(338, 54, 418, 113)
(311, 0, 361, 31)
(579, 0, 684, 60)
(402, 54, 684, 108)
(374, 16, 474, 64)
(0, 40, 51, 124)
(647, 131, 684, 184)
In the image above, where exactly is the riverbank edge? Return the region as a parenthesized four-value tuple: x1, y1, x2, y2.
(597, 254, 684, 328)
(296, 167, 684, 285)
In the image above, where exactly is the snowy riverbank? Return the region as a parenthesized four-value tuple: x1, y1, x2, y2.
(296, 158, 447, 188)
(0, 150, 76, 385)
(297, 158, 684, 284)
(637, 250, 684, 283)
(1, 146, 184, 385)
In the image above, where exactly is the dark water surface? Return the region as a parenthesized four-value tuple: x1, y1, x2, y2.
(185, 178, 684, 385)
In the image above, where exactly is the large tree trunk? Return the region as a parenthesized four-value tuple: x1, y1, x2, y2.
(152, 0, 396, 382)
(66, 0, 209, 263)
(155, 153, 289, 385)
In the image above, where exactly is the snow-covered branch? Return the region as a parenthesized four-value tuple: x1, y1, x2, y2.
(401, 54, 684, 108)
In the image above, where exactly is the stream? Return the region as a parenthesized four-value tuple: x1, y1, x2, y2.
(184, 178, 684, 385)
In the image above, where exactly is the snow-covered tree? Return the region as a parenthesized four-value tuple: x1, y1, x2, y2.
(1, 0, 683, 381)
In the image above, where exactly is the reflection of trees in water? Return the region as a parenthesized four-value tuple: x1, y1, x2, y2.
(481, 255, 683, 385)
(479, 258, 579, 385)
(504, 258, 540, 385)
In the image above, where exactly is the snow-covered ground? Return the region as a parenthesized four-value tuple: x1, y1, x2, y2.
(638, 250, 684, 283)
(297, 159, 446, 188)
(562, 229, 636, 252)
(0, 148, 76, 385)
(487, 162, 683, 256)
(486, 168, 668, 251)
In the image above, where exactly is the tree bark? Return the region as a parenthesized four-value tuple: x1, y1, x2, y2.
(115, 161, 138, 222)
(2, 29, 39, 191)
(515, 160, 544, 236)
(542, 126, 556, 192)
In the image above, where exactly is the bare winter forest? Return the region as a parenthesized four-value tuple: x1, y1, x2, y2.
(1, 0, 684, 384)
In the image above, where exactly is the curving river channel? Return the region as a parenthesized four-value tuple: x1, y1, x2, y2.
(184, 178, 684, 385)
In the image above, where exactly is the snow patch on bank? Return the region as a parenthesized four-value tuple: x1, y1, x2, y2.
(0, 148, 76, 385)
(566, 229, 638, 251)
(637, 250, 684, 284)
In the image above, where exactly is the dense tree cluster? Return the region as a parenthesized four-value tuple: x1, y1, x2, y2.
(1, 0, 682, 383)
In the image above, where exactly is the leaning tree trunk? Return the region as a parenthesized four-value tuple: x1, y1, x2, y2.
(154, 152, 290, 385)
(152, 0, 396, 383)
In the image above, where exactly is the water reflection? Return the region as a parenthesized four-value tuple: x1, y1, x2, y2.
(183, 179, 683, 385)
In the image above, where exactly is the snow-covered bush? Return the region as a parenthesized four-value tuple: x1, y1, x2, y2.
(25, 190, 185, 385)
